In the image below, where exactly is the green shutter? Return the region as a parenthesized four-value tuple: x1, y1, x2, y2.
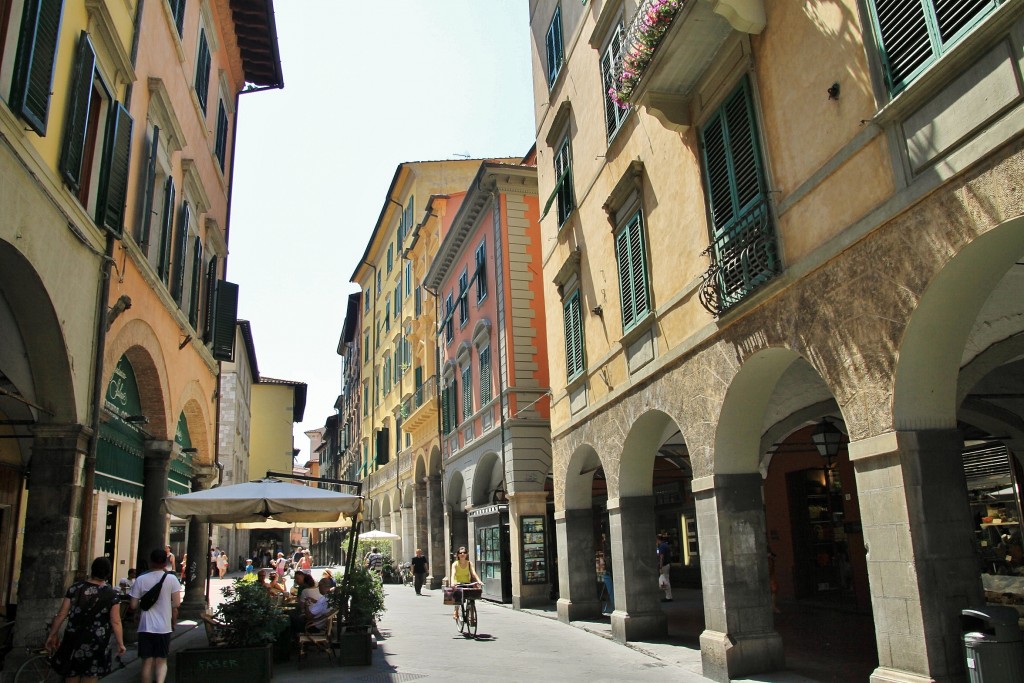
(188, 237, 202, 328)
(601, 23, 626, 138)
(11, 0, 64, 135)
(462, 365, 472, 420)
(195, 29, 210, 114)
(139, 126, 160, 252)
(211, 280, 238, 361)
(479, 348, 492, 404)
(564, 290, 584, 380)
(441, 386, 449, 434)
(59, 31, 96, 192)
(202, 256, 218, 341)
(171, 202, 190, 303)
(214, 101, 228, 171)
(616, 211, 649, 332)
(546, 5, 563, 86)
(97, 103, 133, 237)
(158, 177, 175, 283)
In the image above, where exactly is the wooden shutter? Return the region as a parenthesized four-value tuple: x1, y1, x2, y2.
(202, 256, 218, 341)
(195, 29, 211, 114)
(449, 377, 459, 430)
(479, 347, 492, 404)
(158, 177, 175, 283)
(11, 0, 63, 135)
(462, 365, 472, 420)
(546, 5, 563, 86)
(171, 202, 190, 303)
(97, 103, 133, 237)
(601, 23, 625, 138)
(214, 101, 228, 171)
(139, 126, 160, 252)
(59, 32, 96, 192)
(441, 385, 450, 434)
(476, 242, 487, 301)
(188, 237, 202, 328)
(616, 211, 649, 332)
(376, 428, 389, 465)
(211, 280, 238, 361)
(564, 290, 584, 380)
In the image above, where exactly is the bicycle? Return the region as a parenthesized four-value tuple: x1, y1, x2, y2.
(14, 625, 125, 683)
(453, 583, 482, 637)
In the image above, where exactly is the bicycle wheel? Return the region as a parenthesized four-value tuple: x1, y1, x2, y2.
(465, 601, 478, 637)
(15, 653, 59, 683)
(458, 602, 469, 635)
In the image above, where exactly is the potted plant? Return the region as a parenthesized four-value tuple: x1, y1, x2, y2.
(329, 566, 386, 666)
(175, 576, 289, 682)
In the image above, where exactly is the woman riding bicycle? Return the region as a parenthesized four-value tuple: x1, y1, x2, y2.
(449, 546, 481, 622)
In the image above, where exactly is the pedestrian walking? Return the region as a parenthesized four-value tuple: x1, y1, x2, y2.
(410, 548, 428, 595)
(45, 556, 126, 682)
(657, 533, 672, 602)
(130, 548, 182, 683)
(364, 546, 383, 574)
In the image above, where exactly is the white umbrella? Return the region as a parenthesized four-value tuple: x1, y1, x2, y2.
(358, 529, 401, 540)
(163, 478, 363, 524)
(232, 513, 354, 530)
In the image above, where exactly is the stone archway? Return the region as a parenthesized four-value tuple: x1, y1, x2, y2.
(556, 443, 606, 622)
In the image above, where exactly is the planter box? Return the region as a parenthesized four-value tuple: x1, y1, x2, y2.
(335, 628, 372, 666)
(175, 644, 273, 682)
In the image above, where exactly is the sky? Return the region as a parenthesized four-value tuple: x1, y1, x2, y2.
(226, 1, 538, 461)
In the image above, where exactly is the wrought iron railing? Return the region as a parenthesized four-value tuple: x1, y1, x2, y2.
(402, 375, 437, 419)
(611, 0, 683, 107)
(698, 197, 779, 316)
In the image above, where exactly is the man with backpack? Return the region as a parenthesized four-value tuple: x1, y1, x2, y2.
(130, 548, 182, 683)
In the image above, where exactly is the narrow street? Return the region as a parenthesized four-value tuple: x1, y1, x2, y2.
(103, 578, 820, 683)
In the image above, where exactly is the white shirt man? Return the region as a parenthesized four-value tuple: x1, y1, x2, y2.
(130, 549, 182, 683)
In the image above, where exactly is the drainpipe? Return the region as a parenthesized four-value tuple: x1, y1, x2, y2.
(78, 233, 116, 578)
(361, 261, 377, 480)
(488, 187, 509, 499)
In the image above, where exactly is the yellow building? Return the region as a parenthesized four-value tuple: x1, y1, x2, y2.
(351, 159, 504, 575)
(0, 0, 282, 661)
(530, 1, 1024, 681)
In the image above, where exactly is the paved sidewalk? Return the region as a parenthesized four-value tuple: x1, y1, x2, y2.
(103, 579, 820, 682)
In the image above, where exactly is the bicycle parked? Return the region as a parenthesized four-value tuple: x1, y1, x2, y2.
(14, 624, 126, 683)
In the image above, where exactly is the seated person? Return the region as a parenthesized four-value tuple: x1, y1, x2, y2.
(320, 569, 337, 589)
(289, 572, 321, 634)
(267, 572, 289, 598)
(303, 578, 334, 632)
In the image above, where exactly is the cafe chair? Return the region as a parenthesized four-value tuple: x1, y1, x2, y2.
(297, 609, 338, 668)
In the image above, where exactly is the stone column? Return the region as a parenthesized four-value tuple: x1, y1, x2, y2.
(556, 508, 600, 623)
(694, 473, 783, 683)
(391, 508, 404, 565)
(180, 465, 217, 618)
(607, 495, 667, 642)
(5, 424, 89, 675)
(508, 491, 549, 609)
(136, 440, 173, 571)
(401, 500, 415, 562)
(414, 480, 428, 556)
(427, 474, 445, 588)
(850, 430, 981, 683)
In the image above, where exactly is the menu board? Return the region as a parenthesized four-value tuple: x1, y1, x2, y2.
(521, 516, 547, 584)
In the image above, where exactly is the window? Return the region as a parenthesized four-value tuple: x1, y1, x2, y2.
(393, 284, 401, 318)
(57, 31, 133, 237)
(545, 5, 564, 87)
(475, 241, 487, 302)
(553, 134, 575, 226)
(479, 347, 492, 405)
(458, 269, 469, 326)
(201, 256, 218, 341)
(364, 289, 370, 311)
(384, 300, 391, 333)
(156, 176, 176, 284)
(194, 28, 211, 115)
(362, 384, 368, 417)
(170, 202, 191, 306)
(600, 21, 628, 139)
(166, 0, 185, 36)
(363, 333, 370, 363)
(615, 209, 650, 333)
(214, 100, 229, 171)
(444, 293, 454, 343)
(563, 289, 585, 380)
(867, 0, 999, 94)
(376, 270, 382, 296)
(699, 79, 777, 311)
(187, 237, 202, 328)
(10, 0, 64, 135)
(441, 376, 458, 435)
(462, 364, 473, 420)
(405, 261, 412, 299)
(387, 244, 393, 274)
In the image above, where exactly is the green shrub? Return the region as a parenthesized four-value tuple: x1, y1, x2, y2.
(330, 565, 386, 626)
(215, 577, 289, 647)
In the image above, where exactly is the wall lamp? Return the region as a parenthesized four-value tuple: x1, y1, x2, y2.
(181, 447, 199, 454)
(124, 415, 149, 424)
(827, 82, 840, 100)
(591, 305, 604, 317)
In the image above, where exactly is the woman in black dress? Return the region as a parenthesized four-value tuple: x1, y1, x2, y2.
(45, 557, 126, 682)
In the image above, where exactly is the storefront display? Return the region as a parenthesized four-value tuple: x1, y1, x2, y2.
(965, 444, 1023, 577)
(520, 516, 547, 584)
(470, 504, 511, 603)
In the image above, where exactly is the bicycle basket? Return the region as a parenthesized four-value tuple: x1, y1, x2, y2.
(459, 587, 482, 600)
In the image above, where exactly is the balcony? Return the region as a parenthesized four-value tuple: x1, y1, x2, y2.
(402, 375, 438, 432)
(611, 0, 765, 131)
(698, 196, 778, 316)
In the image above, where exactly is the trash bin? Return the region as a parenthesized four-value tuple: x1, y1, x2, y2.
(961, 606, 1024, 682)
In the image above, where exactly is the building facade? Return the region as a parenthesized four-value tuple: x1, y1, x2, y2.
(0, 0, 281, 663)
(423, 156, 551, 607)
(529, 1, 1024, 681)
(352, 159, 506, 578)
